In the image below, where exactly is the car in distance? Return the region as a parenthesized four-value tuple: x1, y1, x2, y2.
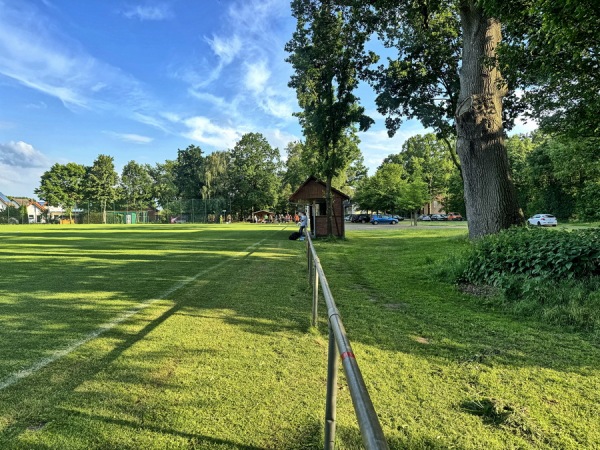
(418, 214, 431, 221)
(392, 215, 405, 221)
(446, 212, 463, 221)
(527, 214, 558, 227)
(430, 214, 444, 221)
(351, 214, 371, 223)
(370, 214, 398, 225)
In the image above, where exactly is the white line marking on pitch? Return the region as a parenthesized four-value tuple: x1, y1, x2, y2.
(0, 239, 266, 391)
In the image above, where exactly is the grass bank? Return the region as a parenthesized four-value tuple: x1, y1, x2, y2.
(0, 224, 598, 449)
(313, 226, 599, 449)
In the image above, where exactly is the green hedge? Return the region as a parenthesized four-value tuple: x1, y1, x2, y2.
(460, 227, 600, 285)
(452, 227, 600, 332)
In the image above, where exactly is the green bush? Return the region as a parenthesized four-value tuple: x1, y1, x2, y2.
(460, 227, 600, 285)
(449, 227, 600, 333)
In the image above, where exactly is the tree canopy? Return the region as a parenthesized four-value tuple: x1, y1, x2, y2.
(341, 0, 523, 237)
(85, 155, 119, 224)
(35, 162, 86, 220)
(482, 0, 600, 137)
(227, 133, 282, 217)
(286, 0, 374, 236)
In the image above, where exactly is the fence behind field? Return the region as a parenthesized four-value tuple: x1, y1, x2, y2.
(305, 233, 389, 450)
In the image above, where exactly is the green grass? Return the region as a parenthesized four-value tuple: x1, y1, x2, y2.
(0, 224, 598, 449)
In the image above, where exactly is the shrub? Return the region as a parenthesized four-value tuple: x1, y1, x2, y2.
(460, 227, 600, 285)
(448, 227, 600, 333)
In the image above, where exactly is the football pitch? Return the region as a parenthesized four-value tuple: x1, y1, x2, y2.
(0, 223, 335, 449)
(1, 223, 599, 449)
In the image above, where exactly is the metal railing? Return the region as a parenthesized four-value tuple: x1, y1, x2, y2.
(305, 233, 389, 450)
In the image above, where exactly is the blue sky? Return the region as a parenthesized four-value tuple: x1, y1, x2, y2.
(0, 0, 534, 199)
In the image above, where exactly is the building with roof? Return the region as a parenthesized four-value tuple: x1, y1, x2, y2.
(289, 176, 350, 238)
(0, 192, 19, 211)
(11, 197, 47, 223)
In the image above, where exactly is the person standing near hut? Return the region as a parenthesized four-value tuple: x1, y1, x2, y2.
(298, 211, 308, 241)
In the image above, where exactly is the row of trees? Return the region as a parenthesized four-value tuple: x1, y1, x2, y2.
(35, 134, 281, 223)
(286, 0, 599, 238)
(353, 131, 600, 223)
(34, 132, 369, 224)
(32, 126, 598, 225)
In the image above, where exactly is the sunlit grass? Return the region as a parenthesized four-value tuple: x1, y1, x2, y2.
(0, 223, 598, 449)
(313, 227, 599, 449)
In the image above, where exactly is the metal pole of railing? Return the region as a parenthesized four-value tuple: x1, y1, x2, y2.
(312, 261, 319, 327)
(307, 241, 312, 286)
(324, 324, 339, 450)
(306, 234, 389, 450)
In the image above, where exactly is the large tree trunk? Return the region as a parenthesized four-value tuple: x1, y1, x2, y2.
(326, 175, 333, 237)
(456, 2, 522, 239)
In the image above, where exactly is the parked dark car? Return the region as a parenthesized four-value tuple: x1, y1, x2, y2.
(351, 214, 371, 223)
(430, 214, 444, 221)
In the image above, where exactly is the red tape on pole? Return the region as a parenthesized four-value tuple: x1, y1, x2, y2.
(340, 352, 355, 360)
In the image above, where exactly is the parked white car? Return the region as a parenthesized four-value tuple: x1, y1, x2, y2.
(527, 214, 558, 227)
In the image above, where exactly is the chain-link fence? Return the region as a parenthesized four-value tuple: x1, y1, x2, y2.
(0, 198, 238, 225)
(0, 197, 303, 225)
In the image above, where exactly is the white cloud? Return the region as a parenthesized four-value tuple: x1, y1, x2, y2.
(244, 61, 270, 94)
(182, 116, 243, 150)
(25, 101, 48, 109)
(207, 34, 242, 66)
(260, 95, 295, 120)
(0, 2, 153, 111)
(187, 90, 241, 118)
(107, 132, 154, 144)
(262, 128, 300, 151)
(185, 34, 243, 88)
(160, 111, 182, 123)
(122, 3, 174, 21)
(0, 141, 49, 168)
(0, 164, 46, 198)
(226, 0, 291, 37)
(131, 112, 172, 134)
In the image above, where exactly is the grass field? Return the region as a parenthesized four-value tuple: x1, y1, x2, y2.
(0, 223, 598, 449)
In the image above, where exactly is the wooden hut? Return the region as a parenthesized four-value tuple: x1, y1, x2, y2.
(289, 176, 349, 237)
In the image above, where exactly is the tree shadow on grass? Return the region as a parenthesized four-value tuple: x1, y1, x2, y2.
(0, 228, 328, 448)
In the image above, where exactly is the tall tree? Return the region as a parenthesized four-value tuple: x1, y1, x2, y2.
(286, 0, 374, 236)
(174, 145, 205, 199)
(401, 178, 430, 226)
(204, 150, 230, 201)
(353, 162, 429, 224)
(85, 154, 119, 224)
(346, 0, 523, 238)
(505, 133, 535, 214)
(366, 3, 463, 172)
(147, 160, 179, 208)
(120, 161, 153, 211)
(282, 141, 312, 193)
(384, 134, 455, 211)
(228, 133, 281, 218)
(35, 162, 86, 220)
